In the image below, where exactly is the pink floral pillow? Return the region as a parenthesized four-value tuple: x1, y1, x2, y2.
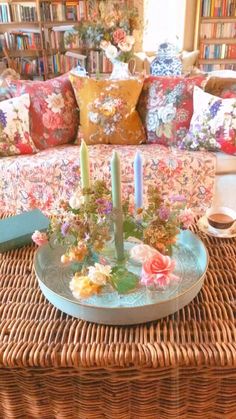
(137, 75, 206, 146)
(0, 94, 37, 157)
(8, 74, 79, 150)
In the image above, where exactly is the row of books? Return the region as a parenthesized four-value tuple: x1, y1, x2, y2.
(202, 0, 236, 17)
(88, 50, 113, 74)
(47, 29, 82, 50)
(0, 3, 38, 23)
(14, 57, 45, 75)
(40, 0, 86, 22)
(200, 63, 236, 71)
(200, 22, 236, 38)
(47, 53, 82, 74)
(0, 31, 41, 50)
(0, 0, 86, 23)
(200, 43, 236, 58)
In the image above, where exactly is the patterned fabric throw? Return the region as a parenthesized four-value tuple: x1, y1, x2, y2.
(181, 86, 236, 155)
(0, 94, 37, 157)
(70, 74, 146, 145)
(137, 75, 206, 146)
(0, 144, 216, 214)
(7, 74, 79, 150)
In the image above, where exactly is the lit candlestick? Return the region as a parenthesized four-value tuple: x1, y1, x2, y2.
(134, 151, 143, 210)
(111, 151, 124, 261)
(80, 139, 90, 201)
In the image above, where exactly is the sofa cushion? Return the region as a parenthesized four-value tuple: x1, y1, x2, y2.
(0, 94, 37, 157)
(7, 74, 79, 150)
(0, 144, 215, 215)
(204, 76, 236, 97)
(69, 74, 146, 145)
(137, 75, 206, 146)
(181, 86, 236, 155)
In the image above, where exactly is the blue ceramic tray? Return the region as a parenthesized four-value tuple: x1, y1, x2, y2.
(34, 230, 208, 325)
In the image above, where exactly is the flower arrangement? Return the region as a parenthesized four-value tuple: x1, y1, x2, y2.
(69, 2, 139, 63)
(33, 183, 194, 300)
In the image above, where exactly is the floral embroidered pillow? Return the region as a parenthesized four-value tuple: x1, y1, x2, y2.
(7, 74, 79, 150)
(0, 94, 37, 157)
(181, 86, 236, 155)
(137, 75, 206, 146)
(69, 74, 146, 145)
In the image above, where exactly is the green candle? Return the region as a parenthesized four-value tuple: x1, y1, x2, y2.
(111, 151, 124, 261)
(80, 139, 90, 200)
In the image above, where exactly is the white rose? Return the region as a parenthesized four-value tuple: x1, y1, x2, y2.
(105, 45, 118, 61)
(88, 263, 112, 285)
(158, 104, 176, 124)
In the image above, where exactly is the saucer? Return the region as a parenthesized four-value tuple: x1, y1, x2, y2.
(198, 215, 236, 238)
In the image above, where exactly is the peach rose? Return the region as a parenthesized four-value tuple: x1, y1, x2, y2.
(32, 230, 48, 246)
(130, 244, 158, 264)
(113, 29, 126, 45)
(141, 252, 178, 288)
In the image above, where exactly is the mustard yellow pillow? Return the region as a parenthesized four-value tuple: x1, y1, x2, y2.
(69, 74, 146, 145)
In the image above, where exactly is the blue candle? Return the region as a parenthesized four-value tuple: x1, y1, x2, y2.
(134, 151, 143, 210)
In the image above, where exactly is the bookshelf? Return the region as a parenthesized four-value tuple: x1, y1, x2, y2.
(0, 0, 131, 79)
(194, 0, 236, 72)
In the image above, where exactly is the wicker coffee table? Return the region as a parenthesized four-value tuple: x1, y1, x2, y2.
(0, 215, 235, 419)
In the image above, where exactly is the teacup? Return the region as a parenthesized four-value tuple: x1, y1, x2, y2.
(206, 206, 236, 230)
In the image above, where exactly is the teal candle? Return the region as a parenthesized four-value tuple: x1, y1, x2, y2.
(80, 139, 90, 200)
(134, 151, 143, 209)
(111, 151, 124, 261)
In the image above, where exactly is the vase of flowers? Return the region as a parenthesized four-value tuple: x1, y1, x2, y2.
(69, 2, 139, 78)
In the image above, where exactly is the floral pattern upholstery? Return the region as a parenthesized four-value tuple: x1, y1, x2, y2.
(0, 94, 37, 157)
(70, 74, 146, 145)
(7, 74, 79, 150)
(181, 86, 236, 155)
(137, 75, 206, 146)
(0, 144, 216, 214)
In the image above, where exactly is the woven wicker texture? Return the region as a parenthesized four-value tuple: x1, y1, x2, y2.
(0, 213, 236, 418)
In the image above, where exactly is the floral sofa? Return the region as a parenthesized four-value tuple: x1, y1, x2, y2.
(0, 72, 235, 215)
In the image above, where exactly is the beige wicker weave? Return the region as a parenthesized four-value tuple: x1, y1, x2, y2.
(0, 213, 235, 418)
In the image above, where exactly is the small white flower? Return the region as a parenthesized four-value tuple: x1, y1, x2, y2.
(69, 193, 82, 209)
(89, 112, 99, 124)
(46, 93, 65, 113)
(88, 263, 112, 285)
(209, 138, 216, 145)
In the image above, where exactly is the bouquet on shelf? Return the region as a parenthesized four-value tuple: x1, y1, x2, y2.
(68, 1, 139, 63)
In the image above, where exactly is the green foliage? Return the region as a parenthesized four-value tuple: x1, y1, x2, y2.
(110, 266, 139, 294)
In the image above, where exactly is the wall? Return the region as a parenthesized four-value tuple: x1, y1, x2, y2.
(135, 0, 197, 52)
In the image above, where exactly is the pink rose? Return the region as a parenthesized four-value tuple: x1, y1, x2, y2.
(42, 111, 61, 130)
(178, 208, 194, 229)
(113, 29, 126, 45)
(141, 252, 178, 288)
(130, 244, 158, 264)
(32, 230, 48, 246)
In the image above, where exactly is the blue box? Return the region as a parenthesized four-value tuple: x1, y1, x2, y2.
(0, 209, 50, 253)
